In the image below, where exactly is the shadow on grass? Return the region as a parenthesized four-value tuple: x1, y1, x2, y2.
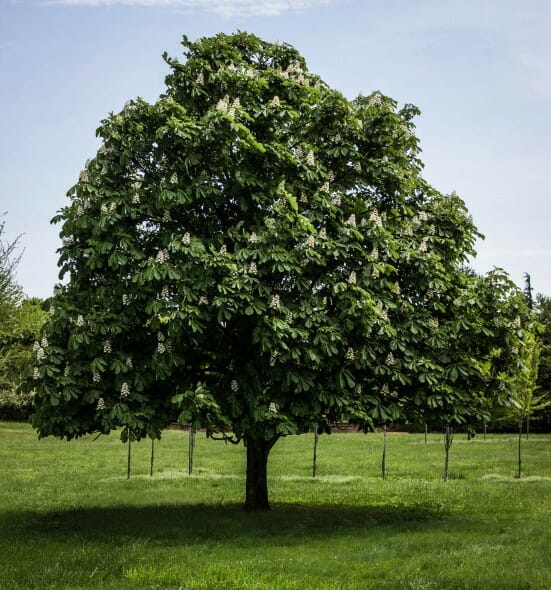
(2, 501, 452, 546)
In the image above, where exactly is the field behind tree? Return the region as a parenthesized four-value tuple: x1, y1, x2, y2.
(1, 422, 550, 589)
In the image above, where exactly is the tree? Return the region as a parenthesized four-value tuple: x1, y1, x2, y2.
(535, 294, 551, 428)
(513, 334, 549, 476)
(0, 218, 46, 420)
(23, 32, 509, 509)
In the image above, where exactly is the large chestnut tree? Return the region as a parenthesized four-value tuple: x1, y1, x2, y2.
(24, 33, 526, 509)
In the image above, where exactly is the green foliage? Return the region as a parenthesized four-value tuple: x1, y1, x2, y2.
(0, 218, 46, 419)
(23, 33, 525, 457)
(0, 298, 47, 419)
(536, 294, 551, 398)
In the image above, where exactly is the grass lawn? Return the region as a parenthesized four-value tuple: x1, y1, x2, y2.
(0, 422, 550, 589)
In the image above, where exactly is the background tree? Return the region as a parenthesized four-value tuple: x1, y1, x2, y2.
(23, 32, 514, 509)
(0, 218, 46, 420)
(535, 294, 551, 428)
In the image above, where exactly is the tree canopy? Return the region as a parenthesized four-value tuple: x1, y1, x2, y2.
(23, 32, 530, 509)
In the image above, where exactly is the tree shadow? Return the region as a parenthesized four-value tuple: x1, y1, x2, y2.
(3, 501, 453, 547)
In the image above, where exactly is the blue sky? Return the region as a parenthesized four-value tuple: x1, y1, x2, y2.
(1, 0, 550, 298)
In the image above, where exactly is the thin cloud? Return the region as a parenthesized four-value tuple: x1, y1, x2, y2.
(39, 0, 346, 17)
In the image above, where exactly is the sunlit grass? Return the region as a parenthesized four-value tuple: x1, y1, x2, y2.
(1, 422, 550, 589)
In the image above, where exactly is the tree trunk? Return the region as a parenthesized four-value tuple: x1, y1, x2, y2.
(424, 423, 428, 445)
(312, 431, 319, 478)
(381, 425, 387, 480)
(188, 425, 196, 476)
(517, 415, 523, 479)
(127, 435, 132, 480)
(526, 414, 530, 441)
(443, 425, 454, 482)
(483, 420, 487, 440)
(245, 435, 278, 511)
(150, 438, 155, 477)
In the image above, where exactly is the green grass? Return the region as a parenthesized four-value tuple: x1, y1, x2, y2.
(1, 423, 550, 589)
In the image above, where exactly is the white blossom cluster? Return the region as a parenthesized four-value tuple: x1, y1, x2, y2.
(372, 267, 380, 279)
(320, 182, 330, 194)
(101, 202, 117, 214)
(33, 367, 40, 380)
(96, 398, 106, 411)
(378, 304, 389, 321)
(269, 294, 281, 310)
(122, 294, 130, 306)
(269, 95, 280, 107)
(103, 340, 112, 354)
(300, 192, 308, 203)
(92, 372, 101, 384)
(368, 94, 383, 108)
(76, 315, 85, 327)
(305, 235, 315, 248)
(269, 402, 278, 413)
(231, 380, 239, 392)
(170, 172, 178, 184)
(162, 211, 172, 223)
(428, 317, 439, 329)
(385, 352, 396, 366)
(319, 228, 327, 240)
(120, 382, 130, 398)
(371, 246, 379, 260)
(199, 296, 209, 305)
(161, 286, 170, 299)
(347, 271, 357, 285)
(64, 363, 70, 377)
(331, 195, 341, 206)
(285, 312, 293, 324)
(126, 357, 133, 368)
(354, 161, 362, 172)
(216, 96, 241, 117)
(182, 232, 191, 245)
(404, 225, 414, 237)
(306, 151, 315, 166)
(249, 232, 258, 244)
(156, 249, 170, 264)
(345, 347, 355, 361)
(132, 194, 141, 205)
(196, 72, 204, 85)
(355, 384, 363, 395)
(63, 236, 74, 247)
(418, 238, 429, 253)
(346, 214, 356, 228)
(327, 170, 335, 182)
(394, 282, 401, 294)
(369, 210, 383, 227)
(248, 262, 258, 275)
(219, 244, 227, 254)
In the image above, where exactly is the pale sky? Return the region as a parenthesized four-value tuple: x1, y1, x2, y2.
(1, 0, 550, 298)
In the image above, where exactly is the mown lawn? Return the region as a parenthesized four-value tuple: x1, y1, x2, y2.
(0, 422, 550, 589)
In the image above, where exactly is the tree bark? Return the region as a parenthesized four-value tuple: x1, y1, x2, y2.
(443, 425, 454, 482)
(381, 425, 387, 480)
(245, 435, 278, 511)
(188, 425, 196, 476)
(150, 438, 155, 477)
(517, 415, 523, 479)
(424, 423, 428, 445)
(127, 435, 132, 480)
(312, 431, 319, 478)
